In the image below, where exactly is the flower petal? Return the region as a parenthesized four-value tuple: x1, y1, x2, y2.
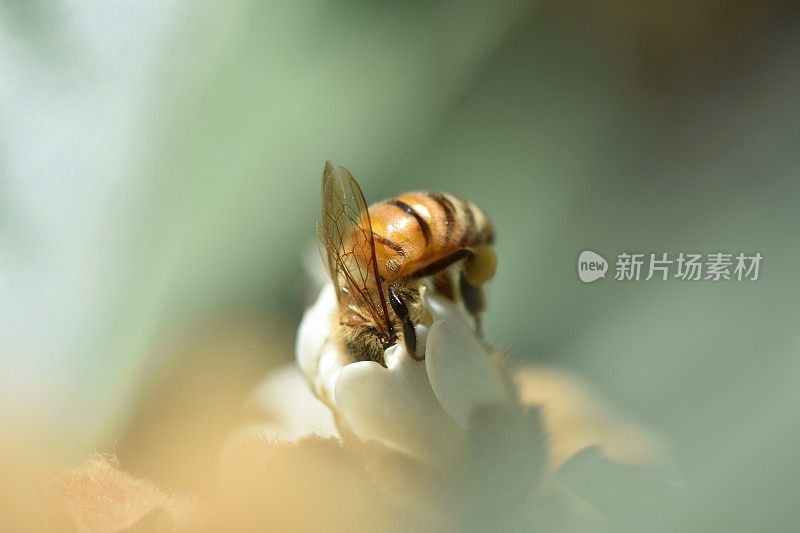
(426, 318, 514, 429)
(295, 284, 336, 381)
(295, 284, 350, 405)
(334, 326, 464, 465)
(424, 290, 472, 325)
(249, 364, 339, 441)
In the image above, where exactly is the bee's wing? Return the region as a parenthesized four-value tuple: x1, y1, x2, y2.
(316, 161, 392, 335)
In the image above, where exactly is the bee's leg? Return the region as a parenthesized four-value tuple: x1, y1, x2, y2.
(460, 247, 497, 339)
(408, 246, 495, 338)
(431, 271, 456, 300)
(409, 248, 472, 280)
(459, 275, 485, 338)
(388, 284, 420, 360)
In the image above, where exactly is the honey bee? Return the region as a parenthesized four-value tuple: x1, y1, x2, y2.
(317, 161, 496, 365)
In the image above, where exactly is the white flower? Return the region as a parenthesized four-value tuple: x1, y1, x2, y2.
(294, 282, 517, 466)
(246, 279, 666, 527)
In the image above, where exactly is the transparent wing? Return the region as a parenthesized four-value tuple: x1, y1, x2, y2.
(316, 161, 392, 336)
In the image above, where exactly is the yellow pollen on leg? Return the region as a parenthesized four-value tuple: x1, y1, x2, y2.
(463, 247, 497, 286)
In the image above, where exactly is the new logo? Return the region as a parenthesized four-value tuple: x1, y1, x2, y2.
(578, 250, 608, 283)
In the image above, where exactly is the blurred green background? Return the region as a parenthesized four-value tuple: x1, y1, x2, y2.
(1, 0, 799, 531)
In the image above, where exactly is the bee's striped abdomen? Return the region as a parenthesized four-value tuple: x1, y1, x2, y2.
(420, 191, 494, 248)
(367, 190, 494, 281)
(385, 198, 431, 244)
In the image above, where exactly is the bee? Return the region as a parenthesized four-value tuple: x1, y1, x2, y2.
(317, 161, 496, 365)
